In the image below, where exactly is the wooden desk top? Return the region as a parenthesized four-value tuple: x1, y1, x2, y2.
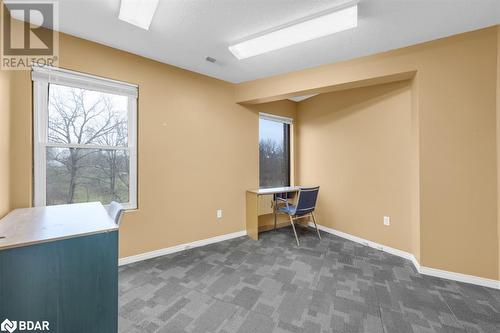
(0, 202, 118, 250)
(247, 186, 302, 195)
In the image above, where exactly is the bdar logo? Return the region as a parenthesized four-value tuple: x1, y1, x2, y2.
(0, 319, 17, 333)
(0, 319, 49, 332)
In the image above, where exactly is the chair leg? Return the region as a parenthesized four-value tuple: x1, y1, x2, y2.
(274, 211, 277, 231)
(289, 215, 300, 246)
(311, 212, 321, 240)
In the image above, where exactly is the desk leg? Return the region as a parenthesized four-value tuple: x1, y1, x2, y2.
(246, 192, 259, 240)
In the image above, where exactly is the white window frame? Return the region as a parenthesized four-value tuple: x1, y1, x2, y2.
(32, 66, 138, 210)
(259, 112, 293, 125)
(259, 112, 293, 188)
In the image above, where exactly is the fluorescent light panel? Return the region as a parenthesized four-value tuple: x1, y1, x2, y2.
(119, 0, 159, 30)
(229, 3, 358, 60)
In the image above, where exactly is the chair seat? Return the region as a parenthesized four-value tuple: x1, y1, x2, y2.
(278, 204, 297, 215)
(278, 186, 321, 246)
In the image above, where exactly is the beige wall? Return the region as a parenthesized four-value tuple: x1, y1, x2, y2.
(297, 81, 413, 252)
(410, 79, 421, 262)
(497, 26, 500, 281)
(9, 71, 31, 209)
(417, 29, 497, 280)
(7, 32, 294, 258)
(0, 69, 10, 218)
(4, 19, 297, 258)
(237, 27, 500, 280)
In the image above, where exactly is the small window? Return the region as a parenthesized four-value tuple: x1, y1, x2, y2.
(259, 113, 292, 188)
(32, 66, 138, 209)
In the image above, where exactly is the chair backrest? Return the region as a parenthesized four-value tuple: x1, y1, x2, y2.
(295, 186, 320, 216)
(273, 192, 293, 200)
(107, 201, 124, 226)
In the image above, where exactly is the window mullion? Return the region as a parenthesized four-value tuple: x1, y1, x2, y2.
(45, 143, 128, 150)
(127, 96, 137, 210)
(34, 81, 49, 207)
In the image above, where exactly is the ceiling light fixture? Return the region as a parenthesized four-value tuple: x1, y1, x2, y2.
(229, 1, 358, 60)
(119, 0, 159, 30)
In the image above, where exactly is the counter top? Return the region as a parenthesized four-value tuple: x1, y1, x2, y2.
(0, 202, 118, 250)
(247, 186, 302, 195)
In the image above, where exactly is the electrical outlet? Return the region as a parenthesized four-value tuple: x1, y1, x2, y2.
(383, 216, 390, 226)
(217, 209, 223, 219)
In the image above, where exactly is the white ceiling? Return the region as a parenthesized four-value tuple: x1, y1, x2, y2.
(10, 0, 500, 83)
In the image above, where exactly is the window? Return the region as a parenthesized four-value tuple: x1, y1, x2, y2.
(33, 66, 138, 209)
(259, 113, 292, 188)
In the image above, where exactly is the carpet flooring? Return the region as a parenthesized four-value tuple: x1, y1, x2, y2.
(118, 226, 500, 333)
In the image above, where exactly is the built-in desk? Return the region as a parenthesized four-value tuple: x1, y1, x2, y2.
(0, 202, 119, 333)
(246, 186, 301, 240)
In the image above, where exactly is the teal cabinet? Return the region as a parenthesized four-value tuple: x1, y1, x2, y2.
(0, 231, 118, 333)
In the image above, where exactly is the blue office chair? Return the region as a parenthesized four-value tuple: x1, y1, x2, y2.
(277, 186, 321, 246)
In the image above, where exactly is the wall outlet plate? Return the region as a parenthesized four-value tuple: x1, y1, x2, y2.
(383, 216, 390, 226)
(217, 209, 223, 219)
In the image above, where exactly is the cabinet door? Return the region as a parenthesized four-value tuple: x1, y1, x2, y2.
(0, 231, 118, 333)
(0, 239, 60, 325)
(258, 194, 274, 216)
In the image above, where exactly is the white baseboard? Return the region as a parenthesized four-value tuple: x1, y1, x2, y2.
(309, 222, 500, 290)
(118, 230, 247, 266)
(309, 222, 420, 267)
(418, 266, 500, 290)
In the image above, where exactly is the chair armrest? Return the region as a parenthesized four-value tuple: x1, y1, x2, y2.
(274, 196, 290, 210)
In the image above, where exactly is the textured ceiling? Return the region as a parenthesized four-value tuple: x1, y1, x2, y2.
(9, 0, 500, 83)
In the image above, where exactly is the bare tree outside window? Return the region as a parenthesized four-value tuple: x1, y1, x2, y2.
(259, 117, 290, 188)
(46, 84, 130, 205)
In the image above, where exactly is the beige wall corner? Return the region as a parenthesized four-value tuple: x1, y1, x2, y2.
(297, 81, 413, 253)
(410, 77, 421, 263)
(241, 100, 298, 229)
(242, 99, 297, 182)
(240, 26, 500, 280)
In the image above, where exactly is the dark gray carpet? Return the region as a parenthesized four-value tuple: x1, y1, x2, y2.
(118, 226, 500, 333)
